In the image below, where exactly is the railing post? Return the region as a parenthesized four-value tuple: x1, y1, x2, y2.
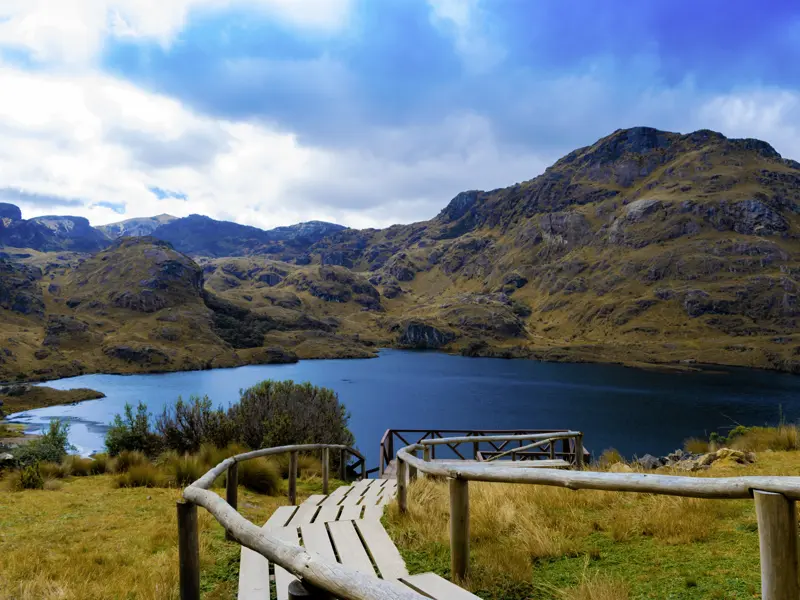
(397, 458, 408, 513)
(289, 451, 298, 505)
(225, 462, 238, 541)
(575, 434, 584, 469)
(177, 500, 200, 600)
(321, 448, 329, 495)
(360, 458, 366, 481)
(423, 446, 431, 479)
(339, 449, 347, 481)
(288, 579, 333, 599)
(755, 490, 800, 600)
(449, 477, 469, 582)
(473, 441, 479, 460)
(408, 449, 418, 482)
(549, 441, 555, 460)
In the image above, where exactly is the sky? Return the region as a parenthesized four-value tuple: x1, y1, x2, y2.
(0, 0, 799, 230)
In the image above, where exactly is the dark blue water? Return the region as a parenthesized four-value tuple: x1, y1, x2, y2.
(7, 350, 800, 465)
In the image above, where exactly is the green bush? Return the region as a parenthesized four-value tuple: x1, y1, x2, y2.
(239, 458, 280, 495)
(115, 464, 167, 488)
(12, 420, 73, 467)
(115, 450, 149, 472)
(17, 464, 44, 490)
(105, 403, 162, 457)
(155, 396, 237, 454)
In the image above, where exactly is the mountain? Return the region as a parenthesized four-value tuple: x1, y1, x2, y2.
(2, 126, 800, 379)
(98, 214, 177, 238)
(0, 208, 109, 252)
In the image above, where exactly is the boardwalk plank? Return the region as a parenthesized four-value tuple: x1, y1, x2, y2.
(285, 502, 319, 527)
(328, 520, 376, 576)
(314, 504, 341, 523)
(363, 504, 385, 520)
(401, 573, 481, 599)
(264, 506, 297, 529)
(320, 485, 351, 507)
(300, 522, 336, 562)
(340, 491, 363, 507)
(273, 527, 299, 600)
(237, 546, 270, 600)
(303, 494, 326, 506)
(354, 519, 409, 579)
(339, 503, 363, 521)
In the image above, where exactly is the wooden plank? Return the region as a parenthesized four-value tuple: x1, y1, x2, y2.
(339, 503, 363, 521)
(401, 573, 480, 599)
(238, 546, 270, 600)
(314, 504, 341, 523)
(354, 519, 409, 579)
(362, 483, 384, 503)
(273, 527, 299, 600)
(755, 490, 800, 600)
(432, 459, 570, 468)
(303, 494, 326, 506)
(320, 485, 351, 507)
(328, 520, 376, 576)
(263, 506, 297, 530)
(340, 491, 364, 507)
(300, 522, 336, 563)
(350, 479, 373, 495)
(363, 504, 385, 520)
(286, 502, 319, 527)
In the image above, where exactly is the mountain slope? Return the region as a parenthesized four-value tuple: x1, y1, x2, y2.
(98, 214, 177, 238)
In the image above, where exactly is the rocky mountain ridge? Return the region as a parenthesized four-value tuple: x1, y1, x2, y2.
(3, 126, 800, 379)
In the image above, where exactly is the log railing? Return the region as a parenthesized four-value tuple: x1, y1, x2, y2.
(179, 444, 422, 600)
(378, 428, 589, 475)
(395, 434, 800, 600)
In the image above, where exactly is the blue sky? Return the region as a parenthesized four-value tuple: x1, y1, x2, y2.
(0, 0, 798, 230)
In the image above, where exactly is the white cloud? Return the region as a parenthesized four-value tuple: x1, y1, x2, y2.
(0, 0, 353, 64)
(427, 0, 505, 73)
(0, 62, 550, 230)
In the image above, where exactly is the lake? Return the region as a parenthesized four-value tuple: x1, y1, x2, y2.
(7, 349, 800, 467)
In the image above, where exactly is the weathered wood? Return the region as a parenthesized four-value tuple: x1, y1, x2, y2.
(354, 518, 409, 580)
(265, 506, 298, 529)
(226, 462, 239, 541)
(273, 527, 300, 600)
(408, 449, 418, 482)
(329, 520, 377, 575)
(339, 503, 363, 521)
(397, 459, 408, 513)
(321, 485, 350, 507)
(303, 495, 326, 506)
(549, 441, 555, 460)
(449, 478, 469, 582)
(238, 545, 270, 600)
(287, 580, 332, 599)
(419, 432, 581, 446)
(340, 449, 347, 481)
(177, 501, 200, 600)
(473, 441, 479, 460)
(755, 490, 800, 600)
(321, 448, 329, 495)
(401, 573, 481, 599)
(287, 503, 319, 527)
(289, 451, 298, 506)
(574, 434, 584, 469)
(486, 437, 561, 462)
(433, 458, 570, 469)
(300, 522, 336, 562)
(314, 504, 341, 524)
(396, 448, 800, 500)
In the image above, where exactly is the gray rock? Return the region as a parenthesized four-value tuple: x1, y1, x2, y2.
(637, 454, 663, 470)
(397, 321, 455, 349)
(624, 198, 663, 222)
(0, 452, 14, 463)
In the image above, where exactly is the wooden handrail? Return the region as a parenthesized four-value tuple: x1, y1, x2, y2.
(179, 443, 424, 600)
(394, 435, 800, 598)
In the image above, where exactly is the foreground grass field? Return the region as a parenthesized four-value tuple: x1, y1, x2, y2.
(384, 450, 800, 600)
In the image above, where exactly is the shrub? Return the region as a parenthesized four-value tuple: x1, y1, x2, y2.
(12, 419, 73, 467)
(729, 425, 800, 452)
(596, 448, 624, 468)
(17, 464, 44, 490)
(39, 461, 68, 479)
(89, 453, 117, 474)
(115, 450, 149, 472)
(157, 451, 205, 486)
(683, 437, 709, 454)
(105, 403, 162, 457)
(63, 455, 94, 477)
(155, 396, 237, 454)
(115, 464, 167, 488)
(229, 380, 354, 452)
(274, 453, 322, 478)
(239, 458, 280, 495)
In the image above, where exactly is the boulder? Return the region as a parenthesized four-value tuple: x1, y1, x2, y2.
(636, 454, 663, 470)
(397, 321, 455, 349)
(609, 463, 634, 473)
(103, 344, 171, 365)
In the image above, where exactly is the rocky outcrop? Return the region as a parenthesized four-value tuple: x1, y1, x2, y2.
(0, 203, 22, 221)
(42, 315, 93, 347)
(103, 344, 171, 365)
(396, 321, 455, 349)
(0, 260, 44, 316)
(633, 447, 757, 472)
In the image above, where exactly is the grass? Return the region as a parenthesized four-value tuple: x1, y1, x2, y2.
(0, 472, 337, 599)
(728, 425, 800, 452)
(383, 450, 800, 599)
(0, 386, 105, 414)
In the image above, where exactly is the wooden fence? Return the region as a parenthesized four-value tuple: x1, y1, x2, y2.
(378, 428, 589, 475)
(395, 435, 800, 600)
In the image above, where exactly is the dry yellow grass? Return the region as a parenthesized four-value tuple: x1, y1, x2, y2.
(729, 424, 800, 452)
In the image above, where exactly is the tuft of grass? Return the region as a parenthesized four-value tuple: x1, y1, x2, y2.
(115, 464, 168, 488)
(729, 425, 800, 452)
(556, 568, 631, 600)
(38, 461, 69, 479)
(7, 464, 45, 490)
(89, 453, 117, 474)
(157, 451, 206, 486)
(274, 453, 322, 479)
(684, 437, 710, 454)
(63, 455, 95, 477)
(596, 448, 624, 468)
(239, 458, 281, 495)
(115, 449, 149, 472)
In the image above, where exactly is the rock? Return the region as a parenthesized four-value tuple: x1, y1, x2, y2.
(502, 272, 528, 289)
(0, 452, 14, 464)
(43, 315, 91, 347)
(397, 321, 455, 349)
(382, 283, 402, 299)
(609, 463, 633, 473)
(636, 454, 663, 470)
(0, 203, 22, 221)
(103, 344, 171, 365)
(624, 198, 663, 222)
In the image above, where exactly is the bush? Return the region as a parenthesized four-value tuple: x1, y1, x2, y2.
(596, 448, 624, 468)
(89, 453, 117, 474)
(115, 464, 167, 488)
(105, 403, 162, 457)
(39, 461, 68, 479)
(116, 450, 149, 472)
(18, 464, 44, 490)
(683, 437, 710, 454)
(229, 380, 354, 452)
(12, 419, 73, 467)
(274, 453, 322, 478)
(63, 455, 94, 477)
(155, 396, 237, 454)
(157, 451, 205, 486)
(729, 425, 800, 452)
(239, 458, 281, 495)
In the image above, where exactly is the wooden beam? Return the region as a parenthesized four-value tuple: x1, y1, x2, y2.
(289, 451, 298, 506)
(755, 490, 800, 600)
(449, 478, 469, 582)
(177, 501, 200, 600)
(397, 459, 408, 513)
(226, 462, 238, 541)
(321, 448, 329, 495)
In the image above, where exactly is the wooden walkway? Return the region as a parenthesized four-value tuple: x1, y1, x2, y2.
(382, 457, 570, 479)
(238, 478, 480, 599)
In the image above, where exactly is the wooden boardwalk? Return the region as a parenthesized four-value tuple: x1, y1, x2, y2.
(382, 457, 570, 479)
(238, 478, 479, 599)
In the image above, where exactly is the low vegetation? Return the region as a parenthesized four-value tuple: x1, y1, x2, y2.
(0, 385, 105, 414)
(684, 423, 800, 454)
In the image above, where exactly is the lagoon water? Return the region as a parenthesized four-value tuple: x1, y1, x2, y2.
(8, 349, 800, 466)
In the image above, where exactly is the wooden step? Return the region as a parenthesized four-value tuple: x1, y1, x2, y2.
(401, 572, 482, 599)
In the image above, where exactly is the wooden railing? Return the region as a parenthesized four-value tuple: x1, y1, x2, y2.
(378, 429, 590, 475)
(395, 435, 800, 600)
(179, 444, 424, 600)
